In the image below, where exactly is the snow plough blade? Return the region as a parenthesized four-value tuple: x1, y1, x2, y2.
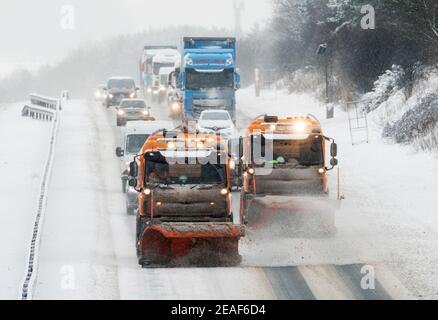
(247, 196, 341, 237)
(138, 223, 245, 267)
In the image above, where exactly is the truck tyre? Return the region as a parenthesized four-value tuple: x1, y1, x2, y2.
(240, 192, 250, 225)
(136, 216, 149, 243)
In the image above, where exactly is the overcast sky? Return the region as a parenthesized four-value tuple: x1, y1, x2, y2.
(0, 0, 271, 75)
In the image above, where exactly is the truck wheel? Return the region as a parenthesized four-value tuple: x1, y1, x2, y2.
(136, 216, 149, 243)
(240, 192, 249, 225)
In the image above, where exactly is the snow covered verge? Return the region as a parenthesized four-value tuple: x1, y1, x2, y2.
(0, 103, 51, 299)
(363, 64, 438, 152)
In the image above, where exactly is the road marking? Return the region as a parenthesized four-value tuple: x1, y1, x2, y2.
(374, 264, 415, 300)
(263, 267, 315, 299)
(297, 265, 355, 300)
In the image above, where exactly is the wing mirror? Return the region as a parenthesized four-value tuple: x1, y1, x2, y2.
(324, 137, 338, 171)
(330, 142, 338, 158)
(116, 147, 124, 157)
(129, 161, 139, 177)
(330, 158, 338, 167)
(128, 178, 137, 187)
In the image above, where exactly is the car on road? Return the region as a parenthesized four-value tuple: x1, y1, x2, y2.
(103, 77, 139, 107)
(197, 110, 236, 138)
(115, 120, 175, 215)
(116, 99, 153, 126)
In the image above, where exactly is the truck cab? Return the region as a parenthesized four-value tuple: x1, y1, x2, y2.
(240, 115, 339, 233)
(128, 130, 244, 266)
(178, 37, 240, 121)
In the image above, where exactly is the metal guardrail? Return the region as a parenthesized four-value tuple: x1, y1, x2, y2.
(22, 94, 59, 121)
(20, 93, 61, 300)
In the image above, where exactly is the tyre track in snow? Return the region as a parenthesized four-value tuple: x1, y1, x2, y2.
(32, 99, 120, 299)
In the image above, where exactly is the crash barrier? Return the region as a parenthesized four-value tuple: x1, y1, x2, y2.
(20, 93, 60, 299)
(21, 94, 60, 122)
(346, 100, 369, 145)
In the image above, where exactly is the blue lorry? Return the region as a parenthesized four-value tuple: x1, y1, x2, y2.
(177, 37, 240, 121)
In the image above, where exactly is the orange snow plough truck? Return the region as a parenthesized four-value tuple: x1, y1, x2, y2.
(128, 130, 244, 267)
(240, 115, 341, 236)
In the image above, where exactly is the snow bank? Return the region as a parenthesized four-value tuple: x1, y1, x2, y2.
(364, 64, 438, 152)
(0, 103, 51, 299)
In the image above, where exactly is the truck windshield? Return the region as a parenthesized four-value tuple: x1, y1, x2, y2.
(272, 138, 323, 166)
(186, 69, 233, 90)
(108, 79, 135, 90)
(146, 160, 226, 185)
(126, 134, 149, 154)
(153, 63, 175, 75)
(254, 136, 323, 166)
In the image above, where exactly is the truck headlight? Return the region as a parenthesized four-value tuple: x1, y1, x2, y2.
(226, 58, 234, 65)
(293, 121, 307, 133)
(160, 85, 166, 91)
(147, 88, 152, 93)
(129, 92, 136, 98)
(220, 188, 229, 196)
(171, 102, 180, 112)
(117, 109, 125, 116)
(144, 188, 151, 196)
(109, 94, 114, 99)
(143, 110, 150, 116)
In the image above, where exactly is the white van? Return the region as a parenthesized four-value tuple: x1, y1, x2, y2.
(116, 120, 175, 214)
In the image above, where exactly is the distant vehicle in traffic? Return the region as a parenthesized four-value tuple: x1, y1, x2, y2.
(197, 110, 236, 138)
(115, 120, 175, 215)
(116, 99, 153, 126)
(103, 77, 139, 108)
(178, 37, 240, 121)
(139, 46, 179, 100)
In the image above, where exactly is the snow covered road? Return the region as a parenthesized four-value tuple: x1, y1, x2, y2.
(27, 95, 398, 299)
(2, 89, 430, 299)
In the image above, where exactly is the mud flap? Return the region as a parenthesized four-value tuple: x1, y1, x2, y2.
(138, 223, 245, 267)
